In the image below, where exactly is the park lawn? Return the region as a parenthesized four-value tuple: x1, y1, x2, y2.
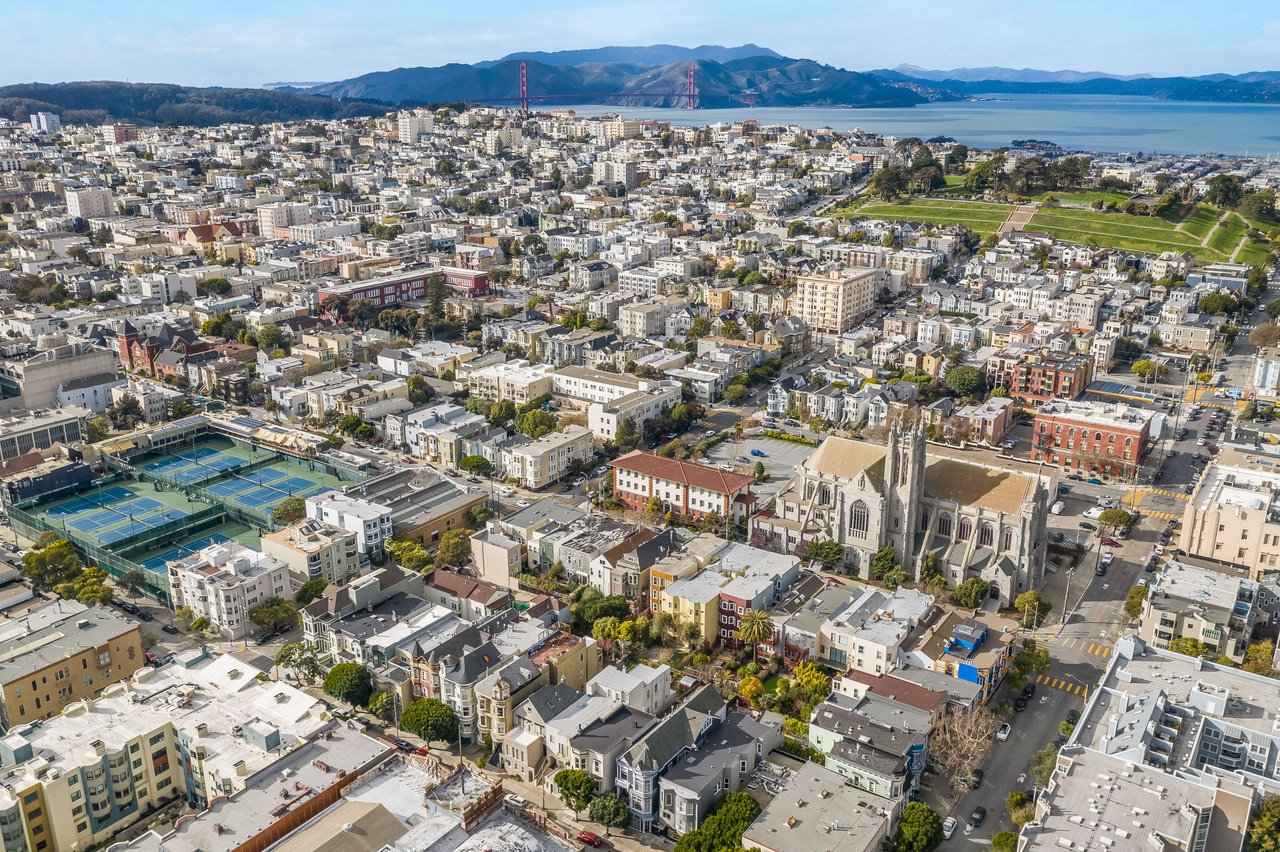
(1180, 205, 1221, 239)
(1206, 214, 1247, 257)
(1238, 241, 1274, 268)
(1040, 190, 1131, 207)
(1027, 209, 1207, 254)
(852, 198, 1014, 234)
(944, 174, 966, 187)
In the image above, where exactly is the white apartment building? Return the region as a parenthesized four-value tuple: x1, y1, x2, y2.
(617, 301, 671, 339)
(306, 491, 394, 563)
(261, 518, 362, 586)
(593, 158, 639, 189)
(587, 663, 675, 717)
(167, 542, 293, 639)
(29, 112, 60, 133)
(65, 186, 114, 220)
(588, 386, 681, 441)
(552, 365, 674, 405)
(257, 202, 311, 238)
(398, 109, 435, 143)
(110, 377, 182, 423)
(467, 359, 556, 404)
(795, 268, 882, 335)
(500, 424, 594, 489)
(618, 267, 670, 299)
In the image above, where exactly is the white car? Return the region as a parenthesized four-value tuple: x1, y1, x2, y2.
(1096, 498, 1118, 510)
(942, 817, 957, 840)
(705, 429, 716, 437)
(572, 477, 585, 486)
(500, 487, 516, 498)
(1197, 438, 1207, 446)
(996, 722, 1012, 742)
(1083, 506, 1105, 520)
(1101, 551, 1115, 567)
(515, 499, 530, 508)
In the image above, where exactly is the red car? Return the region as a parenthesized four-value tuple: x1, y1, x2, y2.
(1100, 536, 1120, 547)
(576, 830, 602, 847)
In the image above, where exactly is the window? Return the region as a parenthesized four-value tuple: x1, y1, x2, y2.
(938, 515, 952, 538)
(958, 519, 972, 541)
(979, 524, 994, 548)
(850, 501, 869, 539)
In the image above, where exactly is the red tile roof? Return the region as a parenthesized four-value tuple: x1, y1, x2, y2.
(610, 450, 755, 495)
(842, 670, 946, 712)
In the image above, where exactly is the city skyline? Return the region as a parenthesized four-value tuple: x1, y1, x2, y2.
(5, 0, 1280, 88)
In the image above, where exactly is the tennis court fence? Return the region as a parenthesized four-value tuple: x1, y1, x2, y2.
(102, 453, 277, 531)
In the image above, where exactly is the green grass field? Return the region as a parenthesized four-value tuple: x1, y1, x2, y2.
(1180, 205, 1221, 239)
(847, 198, 1014, 234)
(1026, 208, 1218, 257)
(1207, 214, 1247, 257)
(1039, 190, 1130, 207)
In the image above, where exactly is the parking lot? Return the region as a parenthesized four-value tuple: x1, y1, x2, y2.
(700, 436, 813, 501)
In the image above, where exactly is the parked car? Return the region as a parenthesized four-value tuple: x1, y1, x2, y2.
(443, 469, 458, 477)
(996, 723, 1012, 741)
(1086, 477, 1103, 485)
(504, 794, 530, 809)
(969, 806, 987, 828)
(1079, 522, 1097, 531)
(136, 610, 153, 621)
(1101, 536, 1120, 547)
(255, 633, 273, 646)
(120, 602, 139, 615)
(515, 499, 530, 508)
(1058, 485, 1071, 495)
(572, 477, 585, 486)
(704, 429, 716, 437)
(393, 739, 414, 753)
(1067, 709, 1080, 724)
(161, 624, 179, 635)
(576, 831, 603, 848)
(1083, 506, 1105, 520)
(1022, 682, 1036, 698)
(942, 817, 958, 840)
(1095, 563, 1108, 577)
(750, 449, 767, 457)
(1014, 697, 1029, 712)
(1101, 551, 1115, 567)
(966, 770, 984, 789)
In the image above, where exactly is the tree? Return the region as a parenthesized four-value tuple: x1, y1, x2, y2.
(272, 496, 306, 524)
(616, 417, 640, 450)
(1244, 640, 1277, 676)
(54, 566, 113, 605)
(85, 416, 111, 443)
(1249, 795, 1280, 852)
(892, 803, 943, 852)
(21, 539, 84, 591)
(436, 529, 471, 568)
(467, 504, 495, 526)
(753, 460, 766, 480)
(275, 642, 323, 685)
(256, 324, 286, 352)
(570, 588, 631, 633)
(175, 605, 195, 625)
(944, 365, 984, 397)
(673, 791, 759, 852)
(1014, 590, 1045, 626)
(401, 698, 459, 744)
(119, 569, 148, 601)
(189, 616, 212, 633)
(951, 577, 988, 609)
(295, 578, 328, 605)
(992, 831, 1019, 852)
(516, 409, 556, 439)
(1009, 640, 1052, 689)
(930, 708, 1000, 793)
(107, 393, 145, 430)
(588, 791, 631, 830)
(406, 373, 433, 405)
(870, 544, 898, 578)
(367, 690, 394, 722)
(554, 768, 596, 817)
(809, 539, 845, 569)
(736, 609, 775, 662)
(1205, 173, 1245, 208)
(738, 676, 764, 705)
(248, 597, 297, 633)
(1197, 293, 1237, 316)
(459, 454, 494, 478)
(1098, 508, 1135, 532)
(323, 662, 374, 707)
(1169, 636, 1211, 657)
(1124, 584, 1148, 619)
(1005, 791, 1035, 827)
(1250, 324, 1280, 349)
(1130, 359, 1169, 382)
(1030, 742, 1060, 786)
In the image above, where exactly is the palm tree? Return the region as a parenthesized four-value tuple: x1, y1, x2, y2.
(736, 609, 775, 663)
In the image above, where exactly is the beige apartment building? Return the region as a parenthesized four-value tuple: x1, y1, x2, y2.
(467, 359, 556, 404)
(1137, 557, 1254, 662)
(500, 424, 594, 489)
(0, 600, 145, 731)
(261, 519, 362, 586)
(1180, 451, 1280, 576)
(795, 268, 881, 335)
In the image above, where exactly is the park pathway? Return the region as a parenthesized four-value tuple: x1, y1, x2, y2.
(999, 203, 1038, 234)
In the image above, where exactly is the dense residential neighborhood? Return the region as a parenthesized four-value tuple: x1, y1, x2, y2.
(0, 94, 1279, 852)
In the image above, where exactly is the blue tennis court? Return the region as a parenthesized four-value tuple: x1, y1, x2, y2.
(44, 486, 134, 518)
(138, 533, 232, 573)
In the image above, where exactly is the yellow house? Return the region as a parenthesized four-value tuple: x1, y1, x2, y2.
(706, 287, 733, 312)
(658, 569, 725, 648)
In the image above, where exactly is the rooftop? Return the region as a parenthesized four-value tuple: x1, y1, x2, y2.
(611, 450, 755, 495)
(0, 600, 138, 685)
(742, 760, 894, 852)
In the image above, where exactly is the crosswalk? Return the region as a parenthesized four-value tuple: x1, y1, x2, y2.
(1142, 488, 1190, 502)
(1052, 637, 1112, 658)
(1034, 674, 1089, 697)
(1140, 509, 1181, 521)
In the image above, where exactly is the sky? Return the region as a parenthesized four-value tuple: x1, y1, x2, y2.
(6, 0, 1280, 87)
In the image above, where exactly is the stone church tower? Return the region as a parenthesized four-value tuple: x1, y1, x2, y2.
(883, 416, 926, 576)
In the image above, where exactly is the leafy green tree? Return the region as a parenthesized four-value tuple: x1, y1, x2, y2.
(21, 539, 83, 591)
(736, 609, 775, 662)
(1030, 742, 1060, 786)
(738, 676, 764, 705)
(275, 642, 323, 685)
(436, 529, 471, 568)
(1205, 173, 1245, 208)
(1009, 641, 1052, 689)
(1124, 584, 1148, 619)
(1130, 359, 1169, 381)
(295, 578, 328, 605)
(119, 568, 148, 601)
(467, 504, 495, 526)
(386, 537, 432, 571)
(189, 616, 212, 633)
(406, 373, 433, 405)
(1244, 640, 1277, 676)
(870, 544, 898, 578)
(992, 831, 1019, 852)
(1196, 293, 1236, 316)
(554, 768, 597, 817)
(256, 324, 287, 352)
(809, 539, 845, 568)
(367, 690, 394, 721)
(271, 496, 306, 524)
(401, 698, 459, 744)
(951, 577, 988, 608)
(588, 791, 631, 829)
(570, 588, 631, 633)
(615, 417, 640, 449)
(54, 566, 113, 605)
(516, 409, 556, 439)
(248, 597, 297, 632)
(892, 802, 943, 852)
(1098, 508, 1135, 532)
(459, 454, 494, 477)
(1169, 636, 1211, 657)
(673, 792, 760, 852)
(323, 662, 374, 706)
(1250, 795, 1280, 852)
(85, 416, 111, 443)
(944, 365, 984, 397)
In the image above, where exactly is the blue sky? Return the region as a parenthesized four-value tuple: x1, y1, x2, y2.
(7, 0, 1280, 87)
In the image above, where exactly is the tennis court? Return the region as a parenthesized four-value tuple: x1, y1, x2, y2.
(138, 533, 233, 573)
(37, 480, 205, 549)
(43, 485, 135, 518)
(139, 440, 256, 485)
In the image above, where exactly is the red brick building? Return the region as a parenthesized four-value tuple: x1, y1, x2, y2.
(1008, 354, 1093, 405)
(609, 451, 756, 523)
(317, 266, 488, 309)
(1032, 400, 1154, 478)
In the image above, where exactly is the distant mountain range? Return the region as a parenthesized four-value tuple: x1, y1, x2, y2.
(878, 65, 1280, 101)
(0, 81, 388, 126)
(285, 46, 949, 109)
